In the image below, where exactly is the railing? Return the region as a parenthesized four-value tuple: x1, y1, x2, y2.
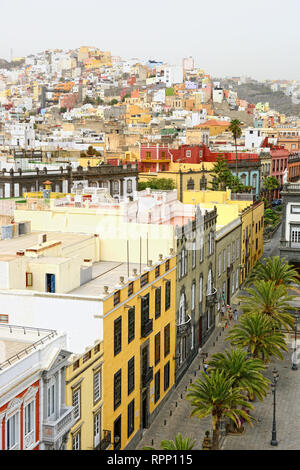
(0, 325, 58, 370)
(142, 366, 153, 388)
(43, 407, 75, 444)
(206, 287, 217, 305)
(176, 315, 191, 336)
(96, 430, 111, 450)
(280, 240, 300, 249)
(141, 319, 153, 338)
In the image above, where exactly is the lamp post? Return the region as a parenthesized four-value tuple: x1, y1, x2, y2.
(270, 367, 279, 446)
(292, 314, 300, 371)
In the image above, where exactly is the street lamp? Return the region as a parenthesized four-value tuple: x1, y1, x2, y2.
(292, 314, 300, 371)
(270, 367, 279, 447)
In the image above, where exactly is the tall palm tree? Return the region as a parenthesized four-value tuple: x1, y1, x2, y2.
(186, 370, 254, 450)
(143, 433, 196, 450)
(228, 119, 242, 177)
(227, 313, 288, 361)
(239, 280, 296, 330)
(246, 256, 300, 291)
(208, 348, 270, 401)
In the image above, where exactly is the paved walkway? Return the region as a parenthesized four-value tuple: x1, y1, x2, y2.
(136, 320, 236, 450)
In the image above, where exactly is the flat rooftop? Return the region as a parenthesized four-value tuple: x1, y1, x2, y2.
(0, 231, 94, 255)
(0, 325, 57, 370)
(70, 260, 148, 297)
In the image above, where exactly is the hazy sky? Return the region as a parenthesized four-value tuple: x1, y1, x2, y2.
(2, 0, 300, 81)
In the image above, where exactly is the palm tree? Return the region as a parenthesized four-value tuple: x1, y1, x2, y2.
(186, 370, 254, 450)
(143, 433, 196, 450)
(239, 280, 296, 330)
(262, 176, 279, 207)
(246, 256, 300, 291)
(228, 119, 242, 177)
(208, 348, 270, 401)
(227, 313, 288, 361)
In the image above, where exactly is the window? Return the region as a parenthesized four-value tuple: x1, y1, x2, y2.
(72, 431, 81, 450)
(127, 179, 132, 193)
(200, 236, 204, 262)
(155, 332, 161, 365)
(291, 226, 300, 246)
(47, 383, 55, 418)
(207, 269, 213, 296)
(140, 273, 149, 287)
(94, 369, 102, 403)
(223, 249, 226, 272)
(0, 314, 8, 323)
(164, 362, 170, 391)
(291, 205, 300, 214)
(165, 260, 170, 271)
(227, 246, 231, 267)
(128, 307, 135, 343)
(164, 324, 170, 357)
(114, 370, 122, 410)
(236, 268, 239, 290)
(232, 272, 235, 294)
(128, 357, 135, 395)
(155, 265, 160, 278)
(7, 413, 19, 450)
(154, 370, 160, 403)
(236, 239, 239, 259)
(114, 290, 120, 306)
(232, 241, 235, 262)
(218, 253, 221, 276)
(128, 400, 135, 438)
(94, 343, 100, 354)
(208, 232, 214, 255)
(141, 293, 150, 330)
(191, 282, 195, 311)
(192, 241, 196, 268)
(73, 388, 81, 421)
(165, 280, 171, 311)
(114, 317, 122, 356)
(128, 282, 134, 297)
(186, 150, 191, 157)
(24, 401, 34, 441)
(155, 287, 161, 319)
(83, 350, 91, 363)
(73, 359, 80, 371)
(199, 276, 203, 304)
(26, 272, 33, 287)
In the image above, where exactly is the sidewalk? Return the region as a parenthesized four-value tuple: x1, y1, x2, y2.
(136, 317, 237, 450)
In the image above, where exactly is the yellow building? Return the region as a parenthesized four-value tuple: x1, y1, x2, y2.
(138, 161, 215, 201)
(125, 105, 151, 126)
(101, 255, 176, 450)
(181, 189, 264, 283)
(240, 200, 264, 282)
(66, 340, 104, 450)
(194, 120, 230, 136)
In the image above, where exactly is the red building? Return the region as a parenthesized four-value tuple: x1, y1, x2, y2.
(138, 144, 173, 172)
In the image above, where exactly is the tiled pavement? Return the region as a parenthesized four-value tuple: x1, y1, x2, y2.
(137, 320, 300, 451)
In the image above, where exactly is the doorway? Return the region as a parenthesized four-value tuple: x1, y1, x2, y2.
(113, 415, 121, 450)
(46, 274, 55, 293)
(142, 390, 149, 429)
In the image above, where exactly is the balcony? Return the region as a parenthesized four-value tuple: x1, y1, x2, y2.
(142, 366, 153, 388)
(176, 315, 191, 337)
(95, 430, 111, 450)
(42, 406, 75, 445)
(206, 287, 217, 306)
(141, 318, 153, 338)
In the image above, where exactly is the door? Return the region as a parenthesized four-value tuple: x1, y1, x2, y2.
(142, 390, 149, 429)
(94, 412, 100, 449)
(227, 277, 230, 305)
(46, 274, 55, 293)
(113, 415, 121, 450)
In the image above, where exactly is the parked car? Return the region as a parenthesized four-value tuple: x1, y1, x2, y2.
(272, 199, 282, 207)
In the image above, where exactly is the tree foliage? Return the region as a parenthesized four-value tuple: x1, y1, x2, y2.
(138, 178, 176, 191)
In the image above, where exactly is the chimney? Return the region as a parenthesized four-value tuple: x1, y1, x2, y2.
(119, 276, 125, 285)
(147, 260, 153, 267)
(132, 268, 137, 276)
(103, 286, 109, 294)
(159, 253, 163, 260)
